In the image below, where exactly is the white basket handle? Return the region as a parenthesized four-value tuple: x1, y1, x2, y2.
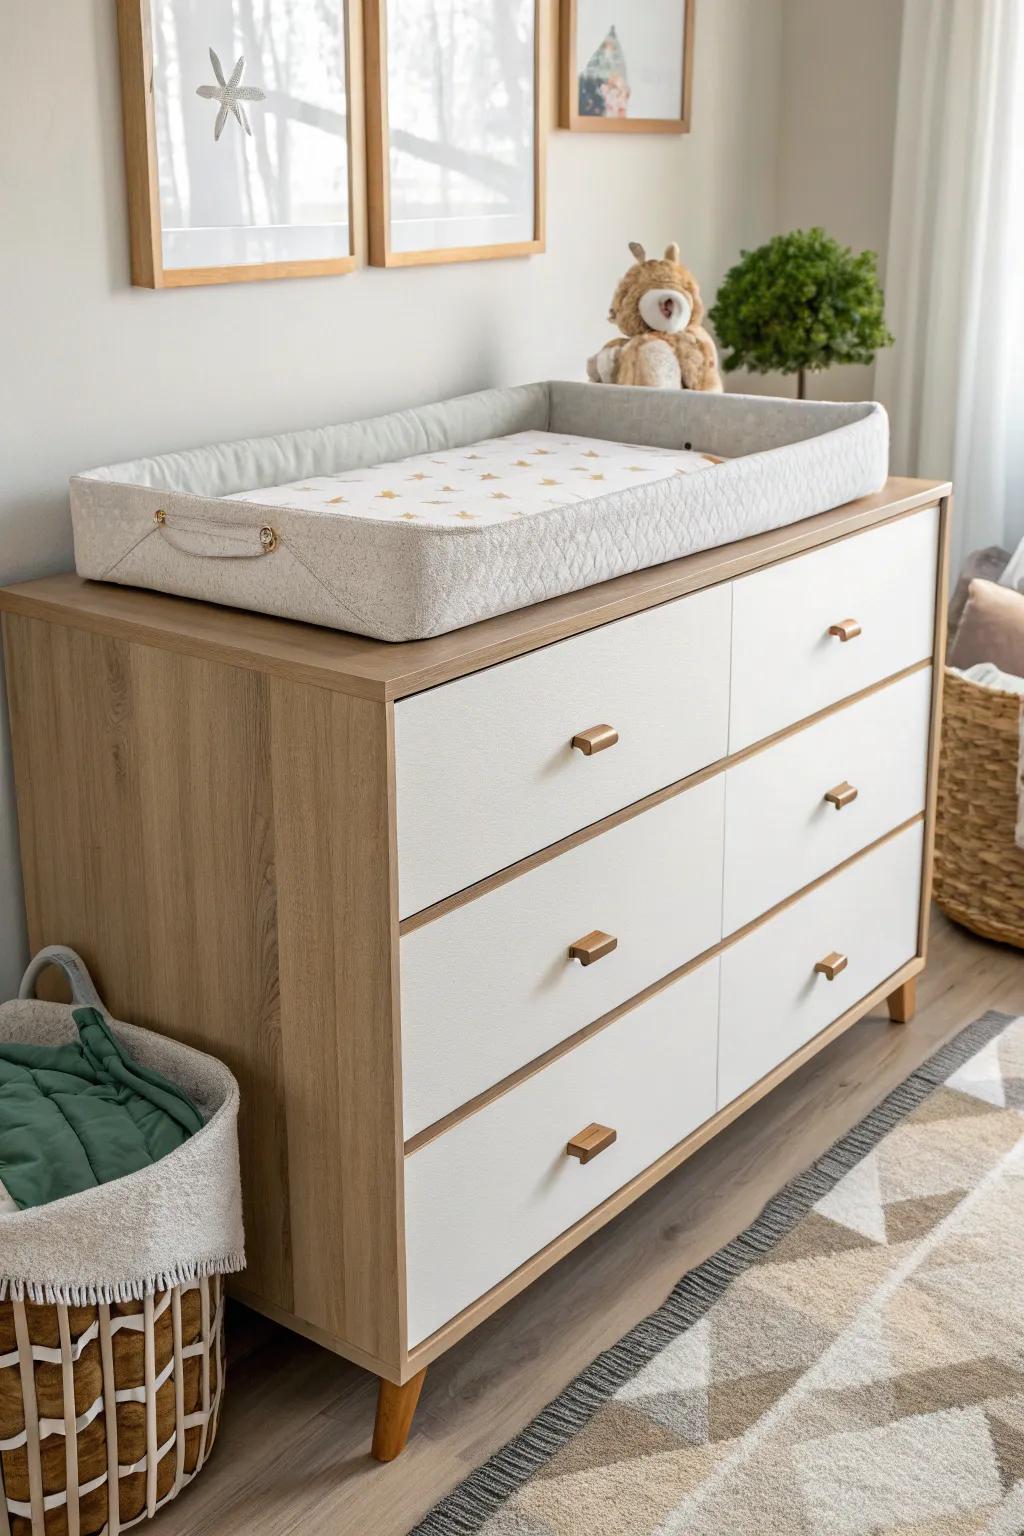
(18, 944, 107, 1010)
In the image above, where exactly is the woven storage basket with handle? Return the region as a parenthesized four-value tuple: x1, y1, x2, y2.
(0, 948, 243, 1535)
(934, 667, 1024, 948)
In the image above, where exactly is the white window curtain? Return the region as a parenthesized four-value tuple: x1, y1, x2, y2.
(876, 0, 1024, 579)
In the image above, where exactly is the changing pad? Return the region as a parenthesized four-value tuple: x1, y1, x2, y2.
(70, 381, 889, 642)
(222, 431, 724, 527)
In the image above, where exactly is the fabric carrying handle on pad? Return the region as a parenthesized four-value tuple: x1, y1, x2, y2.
(152, 509, 278, 558)
(19, 944, 108, 1011)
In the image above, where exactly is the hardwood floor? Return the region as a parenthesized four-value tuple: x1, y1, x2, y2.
(157, 909, 1024, 1536)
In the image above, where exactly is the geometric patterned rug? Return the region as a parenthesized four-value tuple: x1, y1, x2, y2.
(413, 1012, 1024, 1536)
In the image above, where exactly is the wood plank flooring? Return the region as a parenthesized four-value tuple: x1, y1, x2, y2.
(155, 909, 1023, 1536)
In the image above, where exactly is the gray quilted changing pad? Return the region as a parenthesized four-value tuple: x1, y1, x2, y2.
(70, 382, 889, 642)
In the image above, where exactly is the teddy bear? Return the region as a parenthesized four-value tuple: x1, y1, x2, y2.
(587, 241, 723, 392)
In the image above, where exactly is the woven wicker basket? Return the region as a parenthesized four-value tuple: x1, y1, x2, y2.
(934, 667, 1024, 948)
(0, 1277, 225, 1536)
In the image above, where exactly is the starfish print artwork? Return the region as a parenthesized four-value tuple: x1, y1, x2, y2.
(196, 49, 266, 141)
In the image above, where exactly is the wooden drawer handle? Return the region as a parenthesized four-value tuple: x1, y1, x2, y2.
(571, 724, 619, 755)
(568, 930, 618, 966)
(828, 618, 862, 642)
(567, 1123, 617, 1163)
(824, 781, 859, 810)
(814, 951, 848, 981)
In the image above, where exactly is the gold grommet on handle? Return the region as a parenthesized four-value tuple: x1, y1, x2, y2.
(259, 525, 278, 553)
(153, 509, 166, 526)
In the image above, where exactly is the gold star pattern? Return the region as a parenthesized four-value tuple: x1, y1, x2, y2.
(441, 484, 458, 492)
(376, 489, 400, 499)
(325, 496, 348, 504)
(582, 450, 601, 458)
(512, 459, 531, 467)
(490, 491, 511, 500)
(541, 477, 561, 486)
(589, 473, 606, 481)
(407, 472, 431, 481)
(480, 472, 499, 481)
(531, 448, 553, 455)
(455, 510, 478, 520)
(399, 512, 419, 520)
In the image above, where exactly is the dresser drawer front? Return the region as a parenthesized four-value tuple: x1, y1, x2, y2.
(394, 587, 732, 918)
(404, 961, 720, 1346)
(718, 822, 923, 1107)
(729, 507, 940, 752)
(722, 667, 932, 934)
(401, 778, 725, 1139)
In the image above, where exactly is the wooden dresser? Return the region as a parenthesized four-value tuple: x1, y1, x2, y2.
(0, 475, 950, 1459)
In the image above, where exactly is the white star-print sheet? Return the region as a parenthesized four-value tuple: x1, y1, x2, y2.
(222, 431, 725, 529)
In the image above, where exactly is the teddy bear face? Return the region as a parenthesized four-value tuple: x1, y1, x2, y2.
(608, 242, 704, 339)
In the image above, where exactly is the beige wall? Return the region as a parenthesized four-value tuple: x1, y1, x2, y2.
(770, 0, 904, 402)
(0, 0, 901, 995)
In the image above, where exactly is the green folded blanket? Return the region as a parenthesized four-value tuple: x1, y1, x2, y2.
(0, 1007, 204, 1211)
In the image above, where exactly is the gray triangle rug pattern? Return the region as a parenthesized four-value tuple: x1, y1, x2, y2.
(412, 1010, 1024, 1536)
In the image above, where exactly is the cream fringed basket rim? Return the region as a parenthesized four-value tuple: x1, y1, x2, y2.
(2, 1277, 225, 1535)
(934, 666, 1024, 950)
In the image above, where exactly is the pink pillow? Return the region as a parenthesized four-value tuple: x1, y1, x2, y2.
(948, 579, 1024, 678)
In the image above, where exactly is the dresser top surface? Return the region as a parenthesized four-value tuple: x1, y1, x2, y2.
(1, 477, 949, 701)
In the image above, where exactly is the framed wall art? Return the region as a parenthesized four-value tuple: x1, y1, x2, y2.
(116, 0, 361, 287)
(364, 0, 546, 267)
(559, 0, 695, 133)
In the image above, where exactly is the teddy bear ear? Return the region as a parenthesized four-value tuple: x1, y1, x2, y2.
(664, 242, 680, 263)
(628, 241, 647, 263)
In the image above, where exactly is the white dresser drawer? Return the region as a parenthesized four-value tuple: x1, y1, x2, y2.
(718, 821, 924, 1107)
(729, 507, 939, 752)
(401, 777, 725, 1139)
(722, 667, 932, 933)
(394, 586, 732, 917)
(404, 960, 720, 1346)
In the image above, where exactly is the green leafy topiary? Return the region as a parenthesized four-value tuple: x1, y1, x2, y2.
(709, 228, 893, 398)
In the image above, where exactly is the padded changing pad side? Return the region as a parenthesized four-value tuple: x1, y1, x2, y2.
(71, 383, 890, 642)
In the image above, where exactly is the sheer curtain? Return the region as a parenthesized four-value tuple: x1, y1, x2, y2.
(876, 0, 1024, 578)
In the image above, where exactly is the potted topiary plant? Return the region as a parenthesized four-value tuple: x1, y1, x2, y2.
(709, 227, 893, 399)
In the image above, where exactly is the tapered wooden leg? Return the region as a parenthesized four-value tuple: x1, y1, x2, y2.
(887, 976, 917, 1024)
(371, 1368, 427, 1462)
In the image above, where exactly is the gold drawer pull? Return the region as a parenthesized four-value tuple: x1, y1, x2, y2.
(567, 1123, 617, 1163)
(828, 618, 862, 642)
(824, 781, 859, 811)
(571, 724, 619, 756)
(569, 930, 618, 966)
(815, 951, 848, 981)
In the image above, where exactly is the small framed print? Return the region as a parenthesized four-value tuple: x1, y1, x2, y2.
(116, 0, 360, 287)
(365, 0, 546, 267)
(560, 0, 695, 133)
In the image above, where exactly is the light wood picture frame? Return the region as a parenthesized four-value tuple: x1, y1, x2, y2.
(116, 0, 362, 288)
(560, 0, 695, 133)
(364, 0, 546, 268)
